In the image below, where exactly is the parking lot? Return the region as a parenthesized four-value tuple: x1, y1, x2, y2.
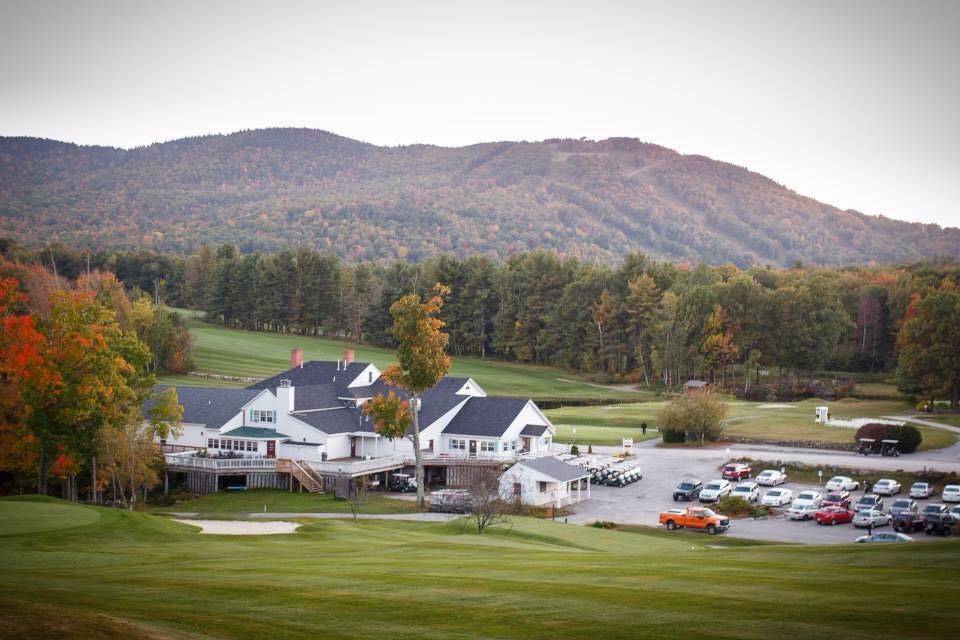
(564, 442, 957, 544)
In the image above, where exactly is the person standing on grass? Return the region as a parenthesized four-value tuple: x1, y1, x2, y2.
(641, 422, 647, 436)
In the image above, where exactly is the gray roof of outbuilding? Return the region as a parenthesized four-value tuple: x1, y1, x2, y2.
(248, 361, 370, 391)
(145, 386, 263, 429)
(518, 457, 590, 482)
(441, 396, 529, 437)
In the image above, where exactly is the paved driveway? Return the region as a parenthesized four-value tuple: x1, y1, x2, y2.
(565, 440, 957, 544)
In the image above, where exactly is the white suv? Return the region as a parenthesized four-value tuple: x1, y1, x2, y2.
(698, 480, 732, 503)
(730, 482, 760, 503)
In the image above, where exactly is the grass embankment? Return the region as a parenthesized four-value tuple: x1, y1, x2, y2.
(161, 311, 649, 402)
(152, 489, 415, 515)
(547, 398, 957, 450)
(2, 496, 960, 639)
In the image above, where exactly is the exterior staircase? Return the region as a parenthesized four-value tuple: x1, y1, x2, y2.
(278, 459, 324, 493)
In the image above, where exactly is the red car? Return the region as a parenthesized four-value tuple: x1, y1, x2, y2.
(822, 491, 852, 509)
(814, 506, 854, 526)
(721, 463, 751, 481)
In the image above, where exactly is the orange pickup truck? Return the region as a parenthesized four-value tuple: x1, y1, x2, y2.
(659, 506, 730, 534)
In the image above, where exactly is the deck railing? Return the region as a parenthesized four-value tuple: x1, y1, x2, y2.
(164, 453, 278, 471)
(307, 454, 408, 476)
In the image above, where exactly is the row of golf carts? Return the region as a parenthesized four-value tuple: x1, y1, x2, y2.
(557, 454, 643, 488)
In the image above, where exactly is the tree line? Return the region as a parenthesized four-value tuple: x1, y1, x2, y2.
(3, 238, 958, 406)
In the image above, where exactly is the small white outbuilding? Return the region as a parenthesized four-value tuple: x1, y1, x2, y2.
(499, 457, 592, 507)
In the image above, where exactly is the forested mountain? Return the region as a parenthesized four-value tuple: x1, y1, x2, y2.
(1, 129, 958, 266)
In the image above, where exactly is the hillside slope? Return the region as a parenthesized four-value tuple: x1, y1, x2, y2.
(1, 129, 957, 265)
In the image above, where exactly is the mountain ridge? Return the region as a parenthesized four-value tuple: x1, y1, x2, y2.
(1, 128, 957, 266)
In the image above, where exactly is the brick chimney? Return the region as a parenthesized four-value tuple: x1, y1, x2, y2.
(342, 349, 355, 366)
(290, 348, 303, 369)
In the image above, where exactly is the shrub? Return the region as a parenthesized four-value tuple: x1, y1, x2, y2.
(570, 444, 580, 456)
(891, 424, 923, 454)
(587, 444, 593, 454)
(591, 520, 617, 529)
(716, 495, 768, 518)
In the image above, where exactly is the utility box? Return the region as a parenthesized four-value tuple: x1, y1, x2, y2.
(815, 406, 830, 424)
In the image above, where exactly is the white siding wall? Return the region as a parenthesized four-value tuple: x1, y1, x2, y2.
(324, 434, 352, 459)
(499, 465, 567, 506)
(420, 398, 471, 449)
(347, 364, 381, 388)
(167, 423, 208, 448)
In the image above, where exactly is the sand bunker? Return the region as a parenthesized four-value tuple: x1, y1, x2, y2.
(172, 519, 301, 535)
(757, 403, 794, 409)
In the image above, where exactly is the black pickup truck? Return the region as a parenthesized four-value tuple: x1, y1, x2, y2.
(892, 512, 924, 533)
(673, 479, 703, 502)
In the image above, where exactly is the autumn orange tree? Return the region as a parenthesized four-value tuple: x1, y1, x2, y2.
(20, 290, 152, 497)
(0, 278, 47, 490)
(362, 285, 451, 510)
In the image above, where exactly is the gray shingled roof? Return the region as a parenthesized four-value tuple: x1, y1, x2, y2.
(442, 396, 529, 437)
(291, 407, 364, 435)
(520, 424, 548, 436)
(145, 386, 263, 428)
(293, 384, 343, 411)
(518, 457, 590, 482)
(248, 361, 370, 391)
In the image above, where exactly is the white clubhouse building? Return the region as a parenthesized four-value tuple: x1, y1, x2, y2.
(154, 350, 561, 495)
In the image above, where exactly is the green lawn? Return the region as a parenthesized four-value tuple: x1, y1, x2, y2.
(162, 311, 649, 401)
(2, 497, 959, 639)
(547, 398, 958, 450)
(153, 489, 415, 514)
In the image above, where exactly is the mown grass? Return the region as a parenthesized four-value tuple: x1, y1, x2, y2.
(152, 489, 415, 514)
(162, 311, 648, 401)
(547, 398, 957, 450)
(1, 497, 959, 639)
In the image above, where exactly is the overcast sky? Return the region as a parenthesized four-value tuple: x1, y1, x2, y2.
(1, 0, 958, 228)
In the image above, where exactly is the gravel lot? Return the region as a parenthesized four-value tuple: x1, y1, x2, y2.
(565, 442, 957, 544)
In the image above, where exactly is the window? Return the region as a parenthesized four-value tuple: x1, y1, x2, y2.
(247, 441, 256, 452)
(480, 441, 495, 453)
(450, 438, 466, 450)
(250, 410, 275, 424)
(538, 481, 547, 493)
(207, 438, 215, 448)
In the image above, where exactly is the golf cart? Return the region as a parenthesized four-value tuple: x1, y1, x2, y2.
(880, 439, 901, 457)
(857, 438, 879, 456)
(388, 473, 418, 493)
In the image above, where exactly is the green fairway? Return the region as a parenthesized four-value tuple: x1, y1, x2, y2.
(153, 489, 415, 515)
(547, 398, 957, 450)
(161, 311, 649, 401)
(2, 497, 959, 639)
